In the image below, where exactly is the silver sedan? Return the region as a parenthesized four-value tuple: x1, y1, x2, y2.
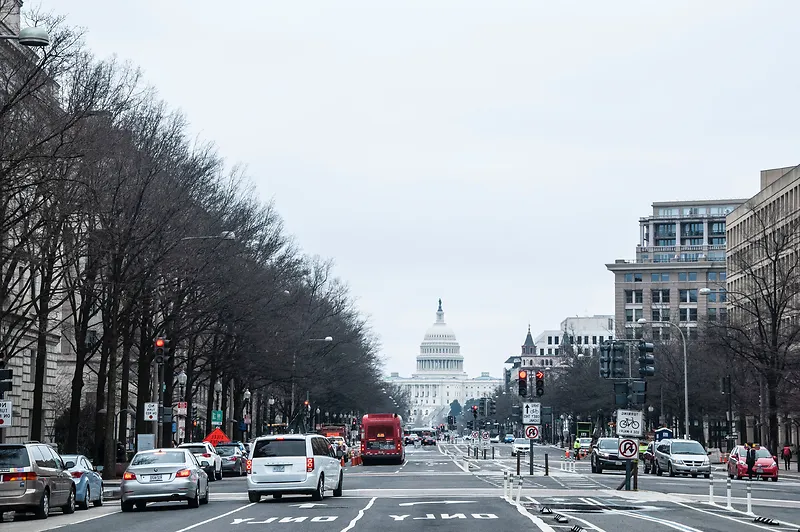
(120, 448, 209, 511)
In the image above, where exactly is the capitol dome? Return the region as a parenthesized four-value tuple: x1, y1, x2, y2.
(414, 299, 465, 376)
(422, 300, 458, 344)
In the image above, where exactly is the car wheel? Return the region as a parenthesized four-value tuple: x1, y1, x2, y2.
(311, 475, 324, 501)
(93, 483, 104, 507)
(215, 468, 222, 481)
(771, 476, 778, 482)
(273, 493, 282, 499)
(656, 462, 663, 476)
(668, 463, 676, 477)
(121, 501, 134, 512)
(248, 491, 261, 503)
(590, 459, 596, 473)
(704, 474, 710, 479)
(79, 486, 90, 510)
(188, 485, 200, 508)
(596, 463, 603, 474)
(643, 462, 650, 475)
(333, 472, 343, 497)
(62, 487, 76, 514)
(135, 502, 147, 510)
(34, 489, 50, 519)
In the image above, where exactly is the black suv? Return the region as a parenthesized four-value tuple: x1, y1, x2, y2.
(591, 437, 626, 474)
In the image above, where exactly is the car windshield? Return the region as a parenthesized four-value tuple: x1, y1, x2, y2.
(131, 451, 186, 465)
(598, 439, 619, 450)
(181, 445, 207, 454)
(754, 448, 772, 458)
(580, 438, 592, 445)
(505, 434, 514, 438)
(216, 446, 237, 456)
(514, 438, 528, 444)
(252, 439, 306, 458)
(61, 454, 79, 464)
(0, 446, 31, 468)
(671, 442, 706, 455)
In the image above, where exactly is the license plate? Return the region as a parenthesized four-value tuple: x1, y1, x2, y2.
(615, 461, 622, 466)
(273, 465, 285, 472)
(691, 468, 697, 472)
(150, 474, 162, 482)
(757, 467, 763, 472)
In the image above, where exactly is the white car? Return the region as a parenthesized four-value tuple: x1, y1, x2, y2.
(511, 438, 531, 457)
(247, 434, 343, 502)
(178, 442, 222, 481)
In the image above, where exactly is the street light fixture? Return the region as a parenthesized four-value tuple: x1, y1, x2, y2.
(0, 26, 50, 47)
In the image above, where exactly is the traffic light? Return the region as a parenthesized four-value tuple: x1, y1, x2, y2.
(482, 398, 489, 417)
(611, 342, 627, 378)
(472, 405, 478, 419)
(518, 369, 528, 397)
(535, 370, 545, 397)
(638, 341, 655, 377)
(628, 380, 647, 404)
(489, 399, 497, 415)
(154, 337, 168, 364)
(191, 405, 198, 420)
(599, 342, 611, 379)
(0, 368, 12, 395)
(614, 381, 629, 406)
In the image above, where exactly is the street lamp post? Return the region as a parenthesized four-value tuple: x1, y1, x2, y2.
(243, 389, 252, 442)
(177, 370, 187, 444)
(0, 26, 50, 47)
(268, 397, 276, 434)
(638, 317, 690, 439)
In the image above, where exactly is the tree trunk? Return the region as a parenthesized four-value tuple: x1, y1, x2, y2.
(102, 311, 119, 481)
(93, 342, 110, 463)
(66, 340, 86, 453)
(30, 296, 51, 441)
(766, 370, 780, 456)
(135, 305, 153, 448)
(161, 348, 175, 447)
(118, 323, 134, 451)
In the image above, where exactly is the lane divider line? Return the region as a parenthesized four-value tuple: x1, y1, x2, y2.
(173, 502, 255, 532)
(674, 501, 797, 531)
(512, 498, 557, 532)
(339, 496, 377, 532)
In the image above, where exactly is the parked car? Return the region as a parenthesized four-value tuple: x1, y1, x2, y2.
(642, 441, 657, 474)
(422, 435, 437, 446)
(503, 434, 515, 444)
(511, 438, 530, 457)
(653, 439, 711, 478)
(591, 437, 626, 474)
(404, 434, 420, 445)
(214, 444, 247, 476)
(120, 448, 209, 511)
(178, 442, 222, 480)
(727, 445, 778, 482)
(490, 435, 501, 444)
(328, 437, 348, 459)
(0, 442, 76, 519)
(247, 434, 343, 502)
(62, 454, 104, 509)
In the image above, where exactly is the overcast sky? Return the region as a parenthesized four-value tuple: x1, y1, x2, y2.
(37, 1, 800, 378)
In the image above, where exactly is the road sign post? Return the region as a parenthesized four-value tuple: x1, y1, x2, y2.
(615, 409, 644, 437)
(524, 425, 540, 440)
(143, 402, 158, 423)
(618, 438, 639, 491)
(211, 409, 223, 427)
(522, 402, 541, 425)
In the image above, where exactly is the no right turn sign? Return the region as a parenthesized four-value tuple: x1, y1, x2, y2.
(0, 401, 12, 427)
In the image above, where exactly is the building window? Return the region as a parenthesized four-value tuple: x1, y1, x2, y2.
(679, 289, 698, 303)
(625, 309, 643, 322)
(547, 336, 552, 345)
(710, 222, 725, 234)
(554, 337, 559, 345)
(651, 289, 670, 303)
(592, 336, 597, 345)
(577, 336, 583, 344)
(679, 308, 698, 322)
(652, 308, 670, 322)
(547, 348, 552, 355)
(709, 237, 726, 245)
(685, 238, 703, 246)
(682, 222, 704, 236)
(634, 273, 642, 282)
(650, 273, 670, 282)
(678, 272, 698, 282)
(584, 335, 589, 344)
(708, 272, 717, 281)
(624, 273, 633, 282)
(625, 290, 643, 304)
(708, 307, 717, 321)
(540, 349, 544, 356)
(719, 272, 727, 281)
(599, 336, 604, 343)
(554, 349, 559, 356)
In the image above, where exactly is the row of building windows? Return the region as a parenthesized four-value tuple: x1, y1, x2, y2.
(627, 271, 727, 283)
(539, 348, 560, 356)
(421, 347, 458, 354)
(624, 325, 699, 341)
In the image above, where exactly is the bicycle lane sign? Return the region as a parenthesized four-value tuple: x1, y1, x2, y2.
(616, 409, 644, 437)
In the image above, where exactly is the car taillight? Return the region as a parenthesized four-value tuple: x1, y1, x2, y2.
(246, 459, 252, 473)
(306, 457, 314, 472)
(3, 472, 37, 482)
(229, 457, 237, 461)
(202, 453, 211, 458)
(71, 471, 83, 479)
(175, 469, 191, 478)
(123, 472, 136, 480)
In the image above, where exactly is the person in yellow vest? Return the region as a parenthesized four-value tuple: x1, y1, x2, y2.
(573, 437, 581, 460)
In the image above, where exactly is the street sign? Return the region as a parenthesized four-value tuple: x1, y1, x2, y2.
(524, 425, 540, 440)
(143, 402, 158, 421)
(174, 401, 187, 416)
(211, 409, 223, 426)
(522, 402, 541, 424)
(0, 400, 12, 427)
(615, 409, 644, 437)
(172, 421, 177, 433)
(471, 431, 478, 440)
(618, 438, 638, 459)
(481, 431, 489, 441)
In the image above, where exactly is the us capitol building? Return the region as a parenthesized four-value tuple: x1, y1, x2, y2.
(385, 300, 502, 427)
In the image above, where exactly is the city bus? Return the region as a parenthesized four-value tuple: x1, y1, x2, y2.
(360, 413, 405, 465)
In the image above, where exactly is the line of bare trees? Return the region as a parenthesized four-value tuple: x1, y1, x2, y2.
(2, 11, 397, 477)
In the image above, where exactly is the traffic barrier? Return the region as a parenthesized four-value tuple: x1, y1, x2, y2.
(726, 476, 733, 510)
(515, 475, 523, 505)
(503, 471, 509, 499)
(746, 479, 753, 515)
(708, 470, 714, 504)
(721, 453, 730, 464)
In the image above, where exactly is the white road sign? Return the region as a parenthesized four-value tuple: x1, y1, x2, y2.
(471, 431, 478, 440)
(618, 438, 639, 459)
(616, 409, 644, 437)
(522, 402, 541, 424)
(0, 401, 12, 427)
(524, 425, 540, 439)
(144, 402, 159, 421)
(481, 431, 489, 441)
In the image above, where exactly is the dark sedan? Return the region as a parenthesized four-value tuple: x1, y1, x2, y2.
(591, 437, 626, 474)
(215, 445, 246, 476)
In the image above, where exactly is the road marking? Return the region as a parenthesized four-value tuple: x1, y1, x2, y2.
(674, 500, 800, 530)
(173, 502, 255, 532)
(339, 496, 376, 532)
(40, 508, 120, 529)
(511, 499, 557, 532)
(398, 500, 475, 506)
(555, 511, 608, 532)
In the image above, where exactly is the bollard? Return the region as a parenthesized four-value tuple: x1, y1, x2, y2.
(483, 448, 487, 460)
(503, 471, 508, 499)
(708, 471, 714, 504)
(492, 446, 495, 460)
(570, 457, 576, 473)
(746, 478, 753, 515)
(726, 476, 733, 510)
(545, 453, 549, 476)
(517, 452, 521, 475)
(515, 475, 523, 505)
(633, 460, 638, 491)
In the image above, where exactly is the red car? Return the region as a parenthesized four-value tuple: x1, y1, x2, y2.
(727, 445, 778, 481)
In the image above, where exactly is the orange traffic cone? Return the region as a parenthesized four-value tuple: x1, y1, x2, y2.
(341, 456, 345, 467)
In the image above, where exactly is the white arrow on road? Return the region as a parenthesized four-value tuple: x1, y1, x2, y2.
(398, 500, 475, 506)
(290, 503, 328, 508)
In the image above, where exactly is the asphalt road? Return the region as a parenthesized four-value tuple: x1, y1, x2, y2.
(5, 443, 800, 532)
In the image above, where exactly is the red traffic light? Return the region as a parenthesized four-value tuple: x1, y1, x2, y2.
(154, 338, 165, 348)
(535, 371, 544, 380)
(518, 370, 528, 379)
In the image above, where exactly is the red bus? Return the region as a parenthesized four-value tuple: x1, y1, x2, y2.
(360, 413, 405, 465)
(319, 425, 347, 439)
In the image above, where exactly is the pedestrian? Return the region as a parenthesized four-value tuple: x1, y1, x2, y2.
(573, 437, 581, 460)
(745, 443, 757, 480)
(781, 443, 792, 471)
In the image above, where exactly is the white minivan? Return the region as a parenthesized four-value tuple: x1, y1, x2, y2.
(246, 434, 343, 502)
